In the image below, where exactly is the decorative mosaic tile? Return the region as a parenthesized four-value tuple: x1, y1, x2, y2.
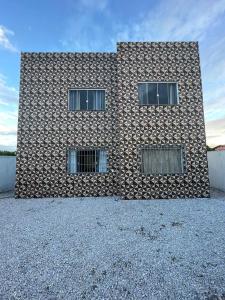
(15, 42, 210, 199)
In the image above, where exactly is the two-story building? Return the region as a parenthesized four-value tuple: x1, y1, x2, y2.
(15, 42, 210, 199)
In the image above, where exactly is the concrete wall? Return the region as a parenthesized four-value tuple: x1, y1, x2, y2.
(0, 156, 16, 192)
(207, 151, 225, 192)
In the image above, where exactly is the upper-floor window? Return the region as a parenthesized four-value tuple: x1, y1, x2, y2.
(67, 149, 107, 173)
(138, 82, 178, 105)
(68, 89, 106, 111)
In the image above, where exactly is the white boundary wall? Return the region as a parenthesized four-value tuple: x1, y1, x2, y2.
(207, 151, 225, 192)
(1, 153, 224, 193)
(0, 156, 16, 192)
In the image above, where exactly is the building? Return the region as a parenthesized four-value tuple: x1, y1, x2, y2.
(15, 42, 210, 199)
(214, 145, 225, 151)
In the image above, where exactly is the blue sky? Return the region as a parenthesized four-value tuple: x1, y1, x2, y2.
(0, 0, 225, 150)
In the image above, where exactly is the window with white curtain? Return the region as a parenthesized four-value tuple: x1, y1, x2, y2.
(141, 145, 184, 174)
(138, 82, 178, 105)
(68, 89, 105, 111)
(67, 149, 107, 173)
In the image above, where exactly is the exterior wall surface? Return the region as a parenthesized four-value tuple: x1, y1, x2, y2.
(16, 42, 210, 199)
(116, 42, 210, 199)
(207, 151, 225, 192)
(16, 53, 117, 198)
(0, 156, 16, 192)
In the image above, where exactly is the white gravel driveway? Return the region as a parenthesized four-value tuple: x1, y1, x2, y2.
(0, 192, 225, 300)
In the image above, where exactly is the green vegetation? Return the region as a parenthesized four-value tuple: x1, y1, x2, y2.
(207, 145, 214, 151)
(0, 150, 16, 156)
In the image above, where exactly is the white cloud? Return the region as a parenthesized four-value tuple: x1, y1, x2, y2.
(0, 111, 18, 122)
(0, 74, 18, 105)
(206, 117, 225, 147)
(0, 133, 17, 148)
(0, 130, 17, 136)
(0, 73, 18, 148)
(201, 37, 225, 137)
(0, 144, 16, 151)
(0, 25, 17, 52)
(0, 111, 18, 148)
(113, 0, 225, 42)
(62, 0, 225, 51)
(203, 85, 225, 122)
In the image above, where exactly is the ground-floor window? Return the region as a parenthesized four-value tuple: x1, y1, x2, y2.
(67, 149, 107, 173)
(141, 145, 184, 174)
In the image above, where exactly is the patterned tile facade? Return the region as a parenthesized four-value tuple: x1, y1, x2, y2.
(15, 42, 210, 199)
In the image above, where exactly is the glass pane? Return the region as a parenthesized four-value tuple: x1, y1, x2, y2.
(167, 148, 182, 173)
(68, 150, 77, 173)
(77, 150, 81, 172)
(168, 83, 177, 104)
(158, 83, 169, 104)
(95, 90, 105, 110)
(87, 150, 96, 172)
(138, 83, 148, 104)
(69, 91, 73, 110)
(88, 90, 95, 110)
(147, 83, 157, 104)
(98, 150, 107, 172)
(76, 150, 97, 172)
(79, 90, 88, 110)
(102, 91, 106, 109)
(69, 90, 80, 111)
(142, 149, 151, 173)
(142, 149, 163, 174)
(141, 147, 183, 174)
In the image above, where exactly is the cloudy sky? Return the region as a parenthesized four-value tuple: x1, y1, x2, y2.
(0, 0, 225, 150)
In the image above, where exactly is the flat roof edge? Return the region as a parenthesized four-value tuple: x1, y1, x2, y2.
(20, 41, 199, 56)
(117, 41, 198, 44)
(20, 51, 116, 55)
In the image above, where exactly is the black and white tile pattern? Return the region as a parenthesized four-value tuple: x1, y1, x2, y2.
(16, 42, 210, 199)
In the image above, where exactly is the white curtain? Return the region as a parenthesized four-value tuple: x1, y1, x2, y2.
(168, 83, 177, 104)
(98, 150, 107, 172)
(142, 147, 182, 174)
(92, 91, 97, 110)
(138, 83, 147, 104)
(95, 90, 105, 110)
(75, 91, 80, 110)
(68, 150, 77, 173)
(142, 149, 161, 174)
(69, 90, 80, 110)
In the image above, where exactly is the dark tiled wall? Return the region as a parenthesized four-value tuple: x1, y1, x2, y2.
(16, 53, 117, 198)
(116, 42, 210, 199)
(16, 42, 210, 199)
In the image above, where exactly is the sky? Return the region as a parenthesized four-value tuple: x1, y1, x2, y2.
(0, 0, 225, 150)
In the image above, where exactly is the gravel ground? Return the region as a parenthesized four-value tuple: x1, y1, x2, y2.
(0, 193, 225, 300)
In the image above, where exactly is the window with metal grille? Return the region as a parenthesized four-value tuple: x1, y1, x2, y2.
(67, 149, 107, 173)
(68, 89, 106, 111)
(138, 82, 178, 105)
(141, 145, 184, 174)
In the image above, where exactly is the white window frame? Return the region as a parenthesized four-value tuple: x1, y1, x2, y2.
(138, 82, 179, 105)
(140, 144, 185, 175)
(67, 148, 108, 174)
(68, 88, 107, 111)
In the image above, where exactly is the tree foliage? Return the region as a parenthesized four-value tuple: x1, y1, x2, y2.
(206, 145, 214, 151)
(0, 150, 16, 156)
